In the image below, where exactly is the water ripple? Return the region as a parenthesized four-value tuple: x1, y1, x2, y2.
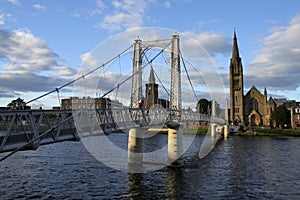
(0, 135, 299, 199)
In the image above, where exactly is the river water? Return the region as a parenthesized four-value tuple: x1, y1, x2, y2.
(0, 134, 299, 199)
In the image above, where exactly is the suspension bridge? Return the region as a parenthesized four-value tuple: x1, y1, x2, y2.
(0, 33, 228, 166)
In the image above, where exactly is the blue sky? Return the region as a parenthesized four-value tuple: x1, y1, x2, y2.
(1, 0, 300, 108)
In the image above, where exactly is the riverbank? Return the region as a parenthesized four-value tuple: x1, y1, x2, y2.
(147, 127, 208, 135)
(238, 128, 300, 137)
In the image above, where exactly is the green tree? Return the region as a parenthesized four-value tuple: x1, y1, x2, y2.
(197, 99, 211, 114)
(7, 97, 26, 110)
(270, 105, 291, 129)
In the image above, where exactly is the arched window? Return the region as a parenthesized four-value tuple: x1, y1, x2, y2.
(250, 98, 258, 111)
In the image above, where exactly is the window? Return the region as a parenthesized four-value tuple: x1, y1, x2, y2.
(234, 79, 239, 86)
(234, 65, 239, 74)
(250, 98, 258, 111)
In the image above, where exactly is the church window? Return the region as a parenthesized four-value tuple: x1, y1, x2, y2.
(234, 79, 239, 86)
(250, 98, 258, 111)
(234, 65, 239, 74)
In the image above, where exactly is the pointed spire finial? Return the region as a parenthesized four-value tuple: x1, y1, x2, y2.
(232, 30, 240, 59)
(148, 67, 156, 83)
(234, 28, 237, 38)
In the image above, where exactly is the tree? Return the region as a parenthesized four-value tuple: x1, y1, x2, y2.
(7, 97, 26, 110)
(270, 105, 291, 129)
(197, 99, 211, 114)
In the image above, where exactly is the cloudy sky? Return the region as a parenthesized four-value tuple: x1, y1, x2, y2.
(0, 0, 300, 108)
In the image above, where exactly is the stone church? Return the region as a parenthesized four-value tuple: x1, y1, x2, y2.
(229, 31, 276, 126)
(144, 67, 169, 109)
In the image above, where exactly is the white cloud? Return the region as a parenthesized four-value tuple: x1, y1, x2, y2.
(0, 14, 6, 25)
(91, 0, 106, 16)
(0, 29, 76, 99)
(101, 0, 147, 31)
(247, 14, 300, 92)
(181, 31, 231, 57)
(71, 0, 106, 19)
(0, 29, 58, 71)
(80, 52, 103, 67)
(0, 71, 67, 93)
(197, 19, 220, 27)
(0, 87, 20, 98)
(5, 0, 21, 6)
(0, 12, 13, 25)
(33, 4, 46, 12)
(51, 66, 77, 77)
(163, 1, 172, 8)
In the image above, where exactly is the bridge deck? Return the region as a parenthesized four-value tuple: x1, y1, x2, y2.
(0, 108, 224, 153)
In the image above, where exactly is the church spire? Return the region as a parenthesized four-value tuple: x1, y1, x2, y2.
(264, 87, 267, 102)
(232, 30, 240, 59)
(148, 67, 156, 83)
(229, 30, 244, 125)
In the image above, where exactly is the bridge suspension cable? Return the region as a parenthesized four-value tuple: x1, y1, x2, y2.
(144, 54, 170, 97)
(180, 50, 199, 102)
(21, 44, 133, 109)
(1, 41, 171, 161)
(99, 41, 172, 100)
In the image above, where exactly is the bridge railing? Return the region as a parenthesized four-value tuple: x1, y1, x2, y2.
(129, 107, 168, 126)
(0, 109, 77, 152)
(180, 109, 211, 122)
(0, 107, 225, 152)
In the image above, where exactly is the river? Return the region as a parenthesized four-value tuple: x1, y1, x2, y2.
(0, 134, 299, 199)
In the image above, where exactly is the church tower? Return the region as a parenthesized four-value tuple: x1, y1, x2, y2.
(229, 31, 244, 125)
(144, 67, 158, 108)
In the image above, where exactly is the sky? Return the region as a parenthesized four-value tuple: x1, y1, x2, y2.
(0, 0, 300, 109)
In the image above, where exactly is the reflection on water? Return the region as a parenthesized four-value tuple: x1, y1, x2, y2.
(0, 134, 299, 199)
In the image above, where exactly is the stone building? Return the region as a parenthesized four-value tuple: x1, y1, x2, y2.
(291, 106, 300, 128)
(61, 97, 111, 110)
(229, 31, 276, 126)
(144, 67, 158, 108)
(144, 67, 170, 109)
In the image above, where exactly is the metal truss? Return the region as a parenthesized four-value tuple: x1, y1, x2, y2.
(0, 110, 77, 153)
(0, 107, 224, 153)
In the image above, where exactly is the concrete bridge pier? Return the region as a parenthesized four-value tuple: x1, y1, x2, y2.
(128, 127, 145, 172)
(210, 123, 216, 138)
(211, 99, 217, 138)
(167, 122, 183, 167)
(223, 125, 229, 139)
(223, 98, 229, 139)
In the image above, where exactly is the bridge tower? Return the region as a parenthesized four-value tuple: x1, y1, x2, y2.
(170, 33, 182, 120)
(167, 33, 183, 167)
(131, 38, 143, 108)
(128, 38, 144, 171)
(128, 34, 184, 169)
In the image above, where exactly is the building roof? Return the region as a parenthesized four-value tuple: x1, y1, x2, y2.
(245, 85, 263, 98)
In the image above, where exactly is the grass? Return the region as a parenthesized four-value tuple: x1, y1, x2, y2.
(238, 128, 300, 137)
(145, 127, 208, 135)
